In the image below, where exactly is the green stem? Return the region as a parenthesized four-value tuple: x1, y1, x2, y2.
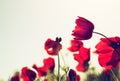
(55, 37, 62, 81)
(58, 53, 60, 81)
(93, 32, 112, 43)
(110, 69, 119, 81)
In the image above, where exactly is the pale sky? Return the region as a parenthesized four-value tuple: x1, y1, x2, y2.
(0, 0, 120, 80)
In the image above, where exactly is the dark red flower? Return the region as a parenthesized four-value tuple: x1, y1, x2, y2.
(72, 16, 94, 40)
(95, 36, 120, 69)
(21, 67, 36, 81)
(32, 57, 55, 77)
(68, 40, 83, 52)
(44, 38, 62, 55)
(74, 46, 90, 72)
(67, 69, 80, 81)
(10, 72, 20, 81)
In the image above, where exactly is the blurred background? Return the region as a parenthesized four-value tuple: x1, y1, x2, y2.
(0, 0, 120, 80)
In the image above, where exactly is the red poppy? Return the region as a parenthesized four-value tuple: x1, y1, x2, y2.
(44, 38, 62, 55)
(32, 57, 55, 77)
(67, 69, 80, 81)
(95, 36, 120, 69)
(74, 46, 90, 72)
(68, 39, 83, 52)
(10, 72, 20, 81)
(21, 67, 36, 81)
(72, 16, 94, 40)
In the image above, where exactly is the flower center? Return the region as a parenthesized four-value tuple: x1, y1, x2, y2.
(110, 42, 120, 49)
(55, 37, 62, 42)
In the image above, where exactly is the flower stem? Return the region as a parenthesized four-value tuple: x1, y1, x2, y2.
(55, 37, 62, 81)
(110, 69, 119, 81)
(93, 32, 112, 43)
(58, 53, 60, 81)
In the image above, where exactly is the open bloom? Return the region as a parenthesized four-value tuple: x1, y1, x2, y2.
(74, 46, 90, 72)
(44, 38, 62, 55)
(95, 36, 120, 69)
(32, 57, 55, 77)
(68, 39, 83, 52)
(21, 67, 36, 81)
(72, 16, 94, 40)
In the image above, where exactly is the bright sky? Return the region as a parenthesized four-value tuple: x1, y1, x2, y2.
(0, 0, 120, 80)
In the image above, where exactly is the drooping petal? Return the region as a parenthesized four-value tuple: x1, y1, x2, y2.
(72, 17, 94, 40)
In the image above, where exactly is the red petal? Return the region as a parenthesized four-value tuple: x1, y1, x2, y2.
(68, 39, 83, 52)
(43, 57, 55, 72)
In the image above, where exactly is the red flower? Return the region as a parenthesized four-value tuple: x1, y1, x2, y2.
(10, 72, 20, 81)
(74, 46, 90, 72)
(67, 69, 80, 81)
(72, 16, 94, 40)
(44, 38, 62, 55)
(68, 40, 83, 52)
(21, 67, 36, 81)
(32, 57, 55, 77)
(95, 36, 120, 69)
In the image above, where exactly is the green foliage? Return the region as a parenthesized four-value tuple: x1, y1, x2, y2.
(84, 67, 120, 81)
(46, 72, 57, 81)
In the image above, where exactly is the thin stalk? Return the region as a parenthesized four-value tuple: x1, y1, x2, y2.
(93, 32, 112, 43)
(55, 37, 62, 81)
(110, 69, 119, 81)
(58, 53, 60, 81)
